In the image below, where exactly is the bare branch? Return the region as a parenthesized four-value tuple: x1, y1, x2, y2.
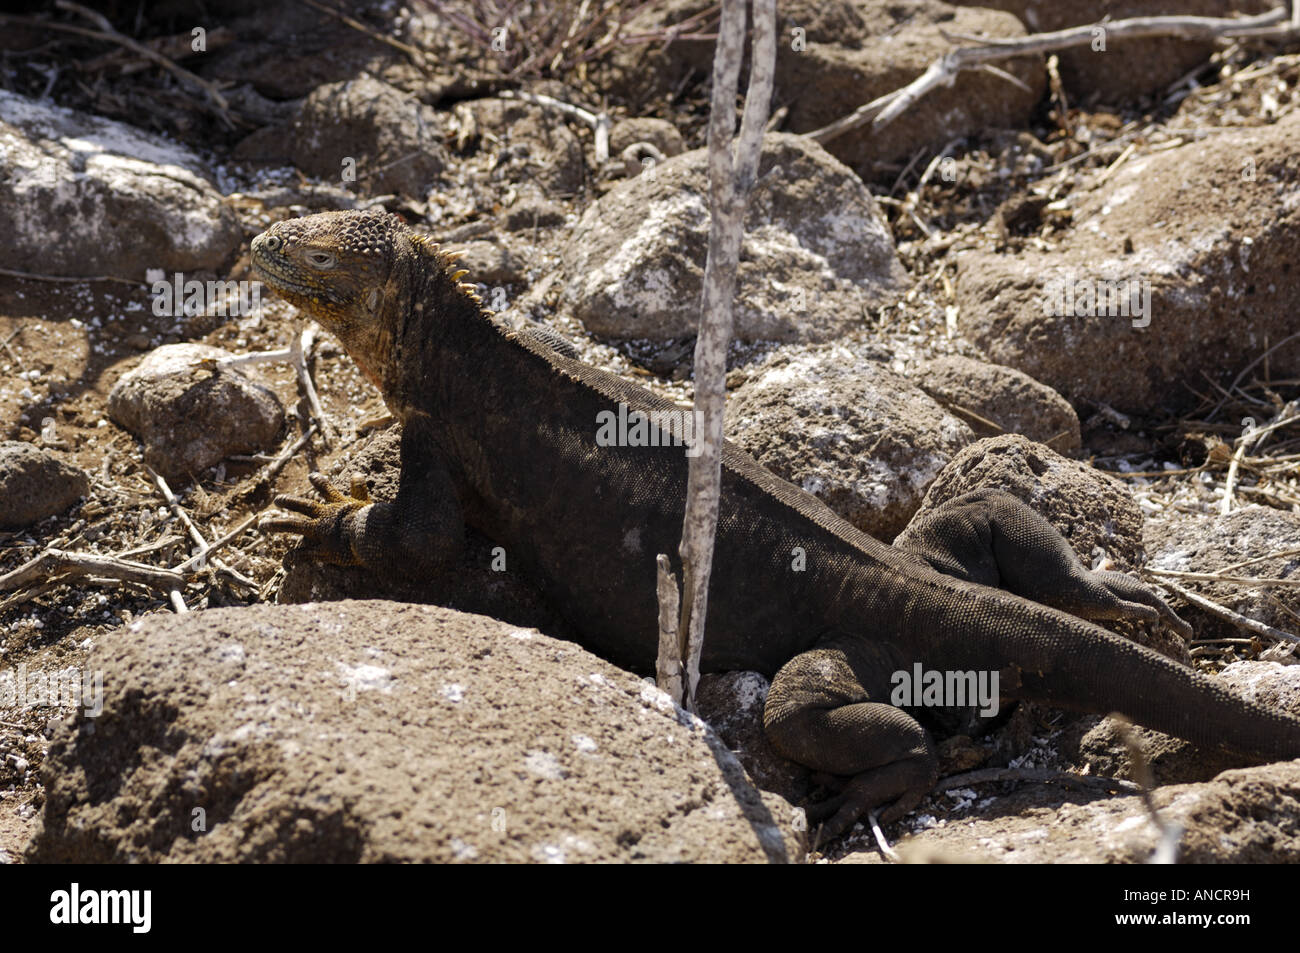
(809, 7, 1290, 144)
(664, 0, 776, 712)
(1154, 578, 1300, 645)
(654, 555, 683, 699)
(0, 548, 187, 593)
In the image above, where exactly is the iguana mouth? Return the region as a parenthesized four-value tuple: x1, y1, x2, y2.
(251, 246, 343, 304)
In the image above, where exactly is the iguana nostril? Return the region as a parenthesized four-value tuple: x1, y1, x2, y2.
(262, 235, 281, 251)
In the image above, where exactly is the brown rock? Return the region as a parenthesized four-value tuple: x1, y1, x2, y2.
(107, 344, 284, 480)
(449, 240, 525, 288)
(914, 356, 1082, 456)
(0, 442, 89, 530)
(28, 601, 803, 863)
(1079, 718, 1255, 787)
(565, 133, 907, 342)
(283, 75, 447, 197)
(503, 194, 569, 231)
(0, 90, 241, 280)
(954, 111, 1300, 414)
(726, 344, 973, 540)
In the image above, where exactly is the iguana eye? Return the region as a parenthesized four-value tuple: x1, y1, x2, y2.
(306, 252, 335, 268)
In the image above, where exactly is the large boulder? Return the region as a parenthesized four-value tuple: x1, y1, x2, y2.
(28, 601, 803, 863)
(564, 133, 907, 343)
(726, 343, 973, 540)
(0, 90, 241, 280)
(954, 111, 1300, 415)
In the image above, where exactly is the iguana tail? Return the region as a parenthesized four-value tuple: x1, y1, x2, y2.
(946, 594, 1300, 761)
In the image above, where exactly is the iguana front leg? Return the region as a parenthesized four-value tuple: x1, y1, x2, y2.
(764, 637, 938, 845)
(896, 488, 1191, 637)
(264, 416, 465, 577)
(265, 471, 374, 564)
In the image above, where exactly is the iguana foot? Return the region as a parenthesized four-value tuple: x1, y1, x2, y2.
(264, 472, 371, 565)
(1062, 567, 1192, 638)
(805, 760, 934, 846)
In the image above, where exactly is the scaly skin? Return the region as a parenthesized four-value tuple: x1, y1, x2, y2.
(252, 209, 1300, 842)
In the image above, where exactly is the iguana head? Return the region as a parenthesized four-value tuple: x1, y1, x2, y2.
(251, 209, 410, 389)
(253, 209, 487, 417)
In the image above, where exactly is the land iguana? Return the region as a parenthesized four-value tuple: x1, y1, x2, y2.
(251, 209, 1300, 840)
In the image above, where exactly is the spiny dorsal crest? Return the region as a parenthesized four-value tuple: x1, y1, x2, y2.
(403, 228, 488, 305)
(408, 230, 477, 291)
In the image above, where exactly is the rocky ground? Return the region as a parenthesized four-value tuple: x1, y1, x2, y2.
(2, 0, 1300, 863)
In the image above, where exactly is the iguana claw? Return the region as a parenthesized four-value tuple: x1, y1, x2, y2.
(804, 762, 933, 848)
(264, 472, 371, 565)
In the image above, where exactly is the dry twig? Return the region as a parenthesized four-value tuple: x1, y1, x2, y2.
(809, 8, 1290, 144)
(497, 89, 612, 163)
(1153, 578, 1300, 645)
(0, 549, 187, 594)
